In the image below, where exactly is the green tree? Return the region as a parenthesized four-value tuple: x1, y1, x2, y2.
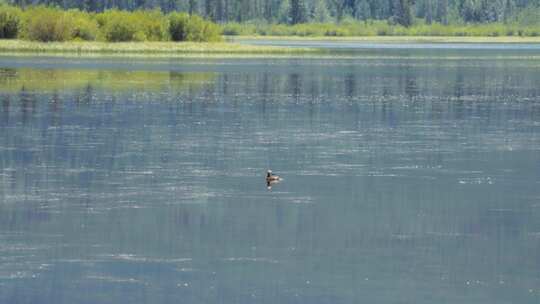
(425, 0, 433, 24)
(436, 0, 448, 24)
(289, 0, 307, 24)
(169, 12, 222, 41)
(329, 0, 347, 21)
(0, 4, 21, 38)
(312, 0, 331, 22)
(461, 0, 478, 22)
(357, 0, 371, 20)
(392, 0, 414, 27)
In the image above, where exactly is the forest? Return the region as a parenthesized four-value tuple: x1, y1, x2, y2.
(0, 0, 539, 42)
(5, 0, 540, 26)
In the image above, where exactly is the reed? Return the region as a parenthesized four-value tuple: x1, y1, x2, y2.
(0, 40, 317, 54)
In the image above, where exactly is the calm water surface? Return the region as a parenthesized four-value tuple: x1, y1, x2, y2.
(236, 38, 540, 51)
(0, 50, 539, 304)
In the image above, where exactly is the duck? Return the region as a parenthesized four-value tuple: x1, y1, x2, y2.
(266, 170, 281, 182)
(266, 170, 281, 190)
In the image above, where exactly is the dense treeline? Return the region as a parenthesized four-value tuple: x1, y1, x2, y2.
(0, 4, 222, 41)
(5, 0, 540, 26)
(0, 1, 539, 42)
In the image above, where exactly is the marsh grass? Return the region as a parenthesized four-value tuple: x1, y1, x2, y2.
(0, 40, 317, 54)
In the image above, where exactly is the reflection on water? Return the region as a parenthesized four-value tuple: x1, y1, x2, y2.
(0, 68, 216, 93)
(0, 55, 539, 304)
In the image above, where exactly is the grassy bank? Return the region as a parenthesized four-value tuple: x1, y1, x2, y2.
(230, 35, 540, 44)
(0, 40, 316, 55)
(223, 20, 540, 38)
(0, 37, 538, 59)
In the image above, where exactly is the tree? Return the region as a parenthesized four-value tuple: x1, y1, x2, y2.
(425, 0, 433, 24)
(504, 0, 516, 22)
(329, 0, 347, 21)
(3, 0, 540, 26)
(357, 0, 371, 20)
(188, 0, 197, 15)
(204, 0, 213, 19)
(312, 0, 331, 22)
(436, 0, 448, 24)
(289, 0, 307, 24)
(264, 0, 274, 21)
(277, 0, 290, 23)
(392, 0, 414, 27)
(461, 0, 478, 22)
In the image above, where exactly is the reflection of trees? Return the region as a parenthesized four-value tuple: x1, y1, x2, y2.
(453, 67, 466, 120)
(0, 68, 17, 88)
(344, 72, 355, 99)
(0, 69, 217, 127)
(403, 66, 418, 101)
(74, 84, 94, 105)
(19, 86, 36, 125)
(1, 96, 9, 125)
(260, 72, 270, 115)
(0, 202, 51, 230)
(50, 90, 61, 126)
(0, 69, 217, 94)
(288, 73, 301, 103)
(454, 67, 465, 101)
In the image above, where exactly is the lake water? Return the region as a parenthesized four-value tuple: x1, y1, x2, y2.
(0, 50, 539, 304)
(234, 38, 540, 51)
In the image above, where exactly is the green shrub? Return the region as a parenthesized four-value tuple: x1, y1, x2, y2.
(69, 11, 98, 41)
(222, 22, 242, 35)
(103, 19, 138, 41)
(1, 3, 537, 42)
(132, 10, 169, 41)
(266, 24, 290, 36)
(290, 23, 322, 36)
(21, 6, 74, 42)
(0, 5, 21, 39)
(222, 19, 539, 38)
(325, 26, 349, 36)
(525, 28, 540, 36)
(169, 13, 222, 42)
(169, 12, 190, 41)
(222, 22, 257, 35)
(97, 9, 169, 42)
(97, 10, 141, 42)
(186, 15, 222, 42)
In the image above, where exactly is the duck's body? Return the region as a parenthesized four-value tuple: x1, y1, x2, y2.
(266, 170, 280, 182)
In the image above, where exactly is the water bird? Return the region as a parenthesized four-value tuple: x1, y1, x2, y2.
(266, 170, 282, 190)
(266, 170, 281, 182)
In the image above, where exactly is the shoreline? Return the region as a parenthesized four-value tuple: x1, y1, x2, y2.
(0, 38, 538, 60)
(0, 40, 317, 55)
(229, 35, 540, 44)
